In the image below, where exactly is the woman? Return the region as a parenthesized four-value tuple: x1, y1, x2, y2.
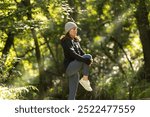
(60, 21, 93, 100)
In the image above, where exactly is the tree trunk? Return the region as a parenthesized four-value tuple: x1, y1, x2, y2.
(135, 0, 150, 80)
(2, 31, 14, 58)
(31, 29, 46, 99)
(67, 0, 78, 21)
(24, 0, 46, 99)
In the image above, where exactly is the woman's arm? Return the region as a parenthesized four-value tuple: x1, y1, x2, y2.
(62, 39, 91, 65)
(77, 42, 85, 56)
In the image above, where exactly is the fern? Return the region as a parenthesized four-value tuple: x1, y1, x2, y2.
(0, 86, 38, 99)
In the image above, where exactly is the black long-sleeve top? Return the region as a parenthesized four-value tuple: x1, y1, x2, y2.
(61, 36, 91, 71)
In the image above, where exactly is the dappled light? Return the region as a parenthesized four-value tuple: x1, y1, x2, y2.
(0, 0, 150, 100)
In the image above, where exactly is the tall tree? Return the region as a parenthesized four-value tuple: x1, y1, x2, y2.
(1, 1, 16, 59)
(135, 0, 150, 80)
(22, 0, 46, 99)
(67, 0, 78, 21)
(2, 31, 14, 57)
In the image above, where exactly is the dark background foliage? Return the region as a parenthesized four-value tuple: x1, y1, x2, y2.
(0, 0, 150, 100)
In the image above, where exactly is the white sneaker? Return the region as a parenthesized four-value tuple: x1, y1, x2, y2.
(79, 78, 93, 91)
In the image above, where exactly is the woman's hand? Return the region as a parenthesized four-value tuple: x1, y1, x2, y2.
(84, 58, 93, 66)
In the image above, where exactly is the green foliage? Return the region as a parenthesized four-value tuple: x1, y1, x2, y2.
(0, 0, 150, 100)
(0, 85, 38, 99)
(0, 56, 22, 83)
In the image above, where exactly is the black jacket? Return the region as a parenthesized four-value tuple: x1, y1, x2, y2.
(61, 36, 91, 71)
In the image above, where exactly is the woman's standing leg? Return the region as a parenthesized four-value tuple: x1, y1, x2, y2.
(66, 54, 92, 99)
(66, 60, 82, 100)
(68, 73, 80, 100)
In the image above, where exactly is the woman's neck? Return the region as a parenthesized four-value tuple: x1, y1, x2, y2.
(70, 35, 75, 39)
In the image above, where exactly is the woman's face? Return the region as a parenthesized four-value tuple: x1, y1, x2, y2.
(69, 27, 77, 38)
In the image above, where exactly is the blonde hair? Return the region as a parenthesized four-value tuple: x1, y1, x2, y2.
(60, 33, 81, 42)
(74, 36, 81, 42)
